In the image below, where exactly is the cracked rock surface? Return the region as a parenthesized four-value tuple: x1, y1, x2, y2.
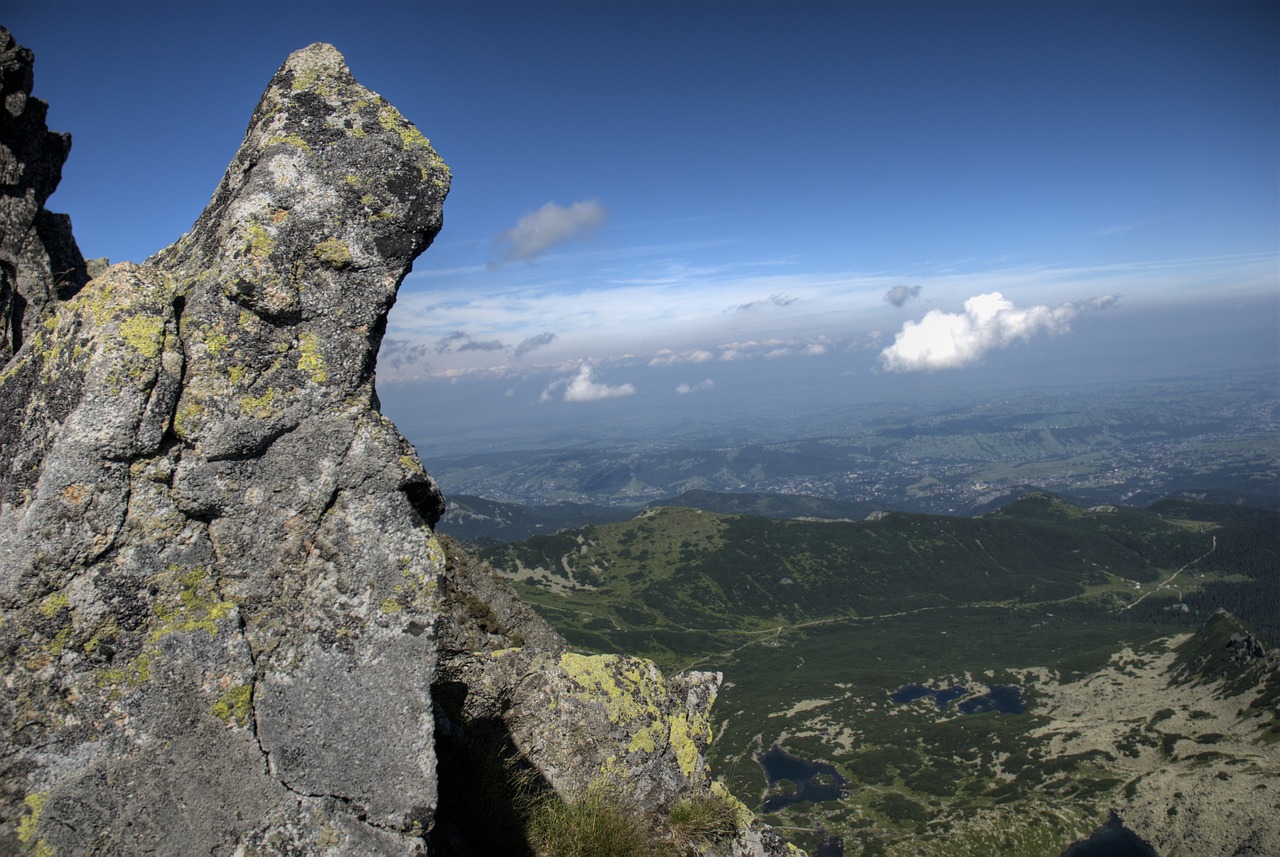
(1, 38, 449, 855)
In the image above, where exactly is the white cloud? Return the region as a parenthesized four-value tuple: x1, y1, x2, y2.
(649, 348, 716, 366)
(492, 199, 608, 263)
(675, 379, 715, 395)
(546, 363, 636, 402)
(877, 291, 1116, 372)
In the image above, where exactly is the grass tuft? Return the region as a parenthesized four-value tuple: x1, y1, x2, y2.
(525, 784, 655, 857)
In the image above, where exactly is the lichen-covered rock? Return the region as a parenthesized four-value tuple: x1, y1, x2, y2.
(432, 540, 802, 856)
(1, 41, 449, 855)
(0, 26, 88, 364)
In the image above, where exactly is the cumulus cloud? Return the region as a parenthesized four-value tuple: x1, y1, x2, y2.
(877, 291, 1117, 372)
(885, 284, 922, 307)
(492, 199, 608, 263)
(514, 331, 557, 357)
(727, 293, 798, 313)
(676, 379, 715, 395)
(542, 363, 636, 403)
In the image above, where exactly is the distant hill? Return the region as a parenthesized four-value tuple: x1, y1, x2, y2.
(478, 493, 1248, 654)
(646, 489, 878, 521)
(436, 494, 634, 544)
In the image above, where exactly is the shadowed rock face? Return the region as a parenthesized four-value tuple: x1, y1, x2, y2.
(0, 34, 798, 857)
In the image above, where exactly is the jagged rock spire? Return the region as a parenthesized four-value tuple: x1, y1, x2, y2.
(1, 40, 451, 854)
(0, 26, 88, 364)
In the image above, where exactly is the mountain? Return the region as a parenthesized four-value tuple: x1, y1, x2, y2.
(646, 489, 879, 522)
(480, 497, 1280, 856)
(437, 493, 634, 544)
(0, 32, 791, 857)
(433, 489, 878, 546)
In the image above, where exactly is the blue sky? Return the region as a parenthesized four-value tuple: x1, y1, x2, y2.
(8, 1, 1278, 450)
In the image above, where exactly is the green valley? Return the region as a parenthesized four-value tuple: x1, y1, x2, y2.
(475, 496, 1280, 856)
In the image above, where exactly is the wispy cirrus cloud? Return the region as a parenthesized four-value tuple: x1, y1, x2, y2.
(491, 199, 608, 263)
(727, 293, 799, 313)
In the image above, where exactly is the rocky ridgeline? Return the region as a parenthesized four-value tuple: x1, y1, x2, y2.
(0, 30, 794, 856)
(0, 28, 88, 364)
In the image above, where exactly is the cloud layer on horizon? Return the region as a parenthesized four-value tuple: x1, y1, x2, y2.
(380, 250, 1272, 388)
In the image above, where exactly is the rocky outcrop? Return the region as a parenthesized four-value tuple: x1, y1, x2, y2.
(0, 26, 88, 364)
(0, 33, 794, 857)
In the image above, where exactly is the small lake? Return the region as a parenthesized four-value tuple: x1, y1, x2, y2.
(757, 745, 846, 812)
(1059, 811, 1160, 856)
(891, 682, 1023, 714)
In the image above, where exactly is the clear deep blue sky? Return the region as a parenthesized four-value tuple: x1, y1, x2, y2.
(8, 1, 1278, 451)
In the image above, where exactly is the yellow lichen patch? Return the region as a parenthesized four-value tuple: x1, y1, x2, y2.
(17, 792, 55, 856)
(83, 615, 119, 655)
(150, 567, 235, 642)
(380, 596, 402, 614)
(246, 223, 275, 259)
(297, 332, 328, 382)
(669, 706, 710, 779)
(239, 388, 278, 419)
(559, 653, 672, 760)
(39, 593, 69, 618)
(266, 133, 313, 154)
(96, 651, 153, 691)
(377, 102, 431, 150)
(173, 400, 204, 439)
(47, 626, 73, 657)
(312, 238, 351, 268)
(204, 329, 229, 355)
(120, 314, 165, 358)
(212, 683, 253, 727)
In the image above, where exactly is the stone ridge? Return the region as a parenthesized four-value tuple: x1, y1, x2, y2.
(0, 26, 89, 364)
(0, 34, 798, 857)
